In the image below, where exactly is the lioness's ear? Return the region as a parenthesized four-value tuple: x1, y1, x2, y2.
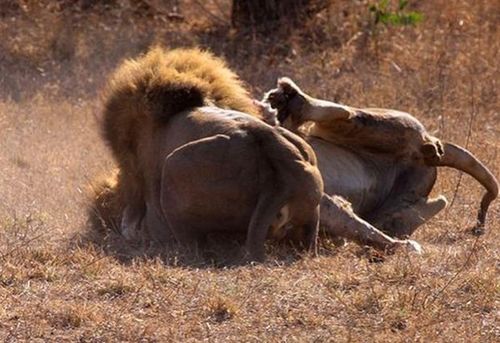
(253, 100, 278, 126)
(277, 76, 295, 86)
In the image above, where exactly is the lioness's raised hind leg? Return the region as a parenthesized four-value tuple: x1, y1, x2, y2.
(366, 165, 447, 238)
(372, 196, 448, 238)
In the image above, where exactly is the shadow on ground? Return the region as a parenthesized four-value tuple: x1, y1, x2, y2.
(76, 176, 334, 269)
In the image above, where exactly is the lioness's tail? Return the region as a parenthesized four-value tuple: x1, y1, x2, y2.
(102, 46, 258, 167)
(432, 142, 498, 230)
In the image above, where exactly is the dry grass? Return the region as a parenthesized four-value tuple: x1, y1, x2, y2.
(0, 0, 498, 341)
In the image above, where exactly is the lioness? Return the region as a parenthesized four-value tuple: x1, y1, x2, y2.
(262, 77, 498, 238)
(101, 48, 323, 262)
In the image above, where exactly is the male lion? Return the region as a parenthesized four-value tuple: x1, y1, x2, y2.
(262, 77, 498, 239)
(100, 48, 323, 262)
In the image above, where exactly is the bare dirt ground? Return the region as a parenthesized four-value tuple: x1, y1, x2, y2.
(0, 1, 498, 341)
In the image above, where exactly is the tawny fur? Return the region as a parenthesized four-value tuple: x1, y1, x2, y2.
(96, 47, 323, 262)
(100, 47, 262, 224)
(263, 77, 498, 237)
(102, 47, 259, 173)
(92, 47, 419, 255)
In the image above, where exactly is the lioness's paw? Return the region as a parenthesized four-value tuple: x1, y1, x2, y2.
(263, 77, 302, 111)
(405, 239, 423, 254)
(277, 77, 302, 97)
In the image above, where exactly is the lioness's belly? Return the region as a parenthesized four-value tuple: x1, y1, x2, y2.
(309, 138, 397, 215)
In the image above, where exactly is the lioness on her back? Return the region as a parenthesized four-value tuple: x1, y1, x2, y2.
(100, 47, 324, 262)
(263, 77, 498, 237)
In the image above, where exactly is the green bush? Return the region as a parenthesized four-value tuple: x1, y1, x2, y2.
(370, 0, 423, 26)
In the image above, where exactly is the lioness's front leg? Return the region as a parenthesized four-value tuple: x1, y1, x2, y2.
(264, 78, 436, 158)
(320, 194, 422, 253)
(264, 77, 354, 130)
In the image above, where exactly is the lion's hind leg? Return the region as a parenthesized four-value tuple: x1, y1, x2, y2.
(160, 134, 234, 244)
(301, 205, 321, 255)
(160, 133, 284, 262)
(283, 204, 321, 256)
